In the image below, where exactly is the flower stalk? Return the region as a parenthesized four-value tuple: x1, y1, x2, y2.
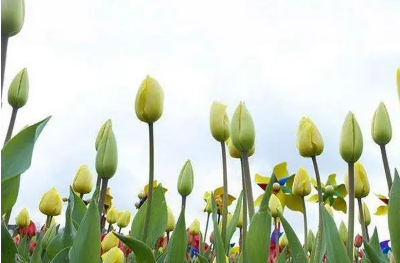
(357, 198, 369, 242)
(301, 196, 308, 253)
(347, 162, 355, 259)
(242, 152, 255, 219)
(220, 141, 228, 248)
(311, 156, 324, 259)
(380, 145, 392, 192)
(240, 157, 248, 261)
(98, 178, 109, 219)
(203, 212, 210, 244)
(4, 107, 18, 144)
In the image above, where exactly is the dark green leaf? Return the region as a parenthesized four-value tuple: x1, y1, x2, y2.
(368, 227, 386, 260)
(166, 208, 187, 263)
(389, 169, 400, 263)
(156, 252, 166, 263)
(197, 254, 209, 263)
(226, 192, 243, 248)
(1, 175, 20, 215)
(211, 193, 226, 263)
(279, 213, 308, 263)
(115, 233, 155, 263)
(49, 247, 70, 263)
(363, 242, 387, 263)
(2, 221, 17, 262)
(18, 235, 29, 261)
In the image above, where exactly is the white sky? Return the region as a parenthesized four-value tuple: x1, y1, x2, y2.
(2, 0, 400, 244)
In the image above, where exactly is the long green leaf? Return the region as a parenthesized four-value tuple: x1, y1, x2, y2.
(31, 231, 44, 263)
(166, 208, 187, 263)
(388, 169, 400, 263)
(197, 254, 209, 263)
(42, 224, 57, 250)
(279, 213, 308, 263)
(310, 204, 325, 263)
(275, 247, 288, 263)
(2, 221, 17, 262)
(156, 252, 167, 263)
(363, 242, 387, 263)
(226, 192, 243, 249)
(368, 227, 386, 260)
(211, 193, 226, 263)
(18, 236, 29, 261)
(1, 175, 20, 215)
(70, 188, 87, 226)
(114, 233, 156, 263)
(49, 247, 70, 263)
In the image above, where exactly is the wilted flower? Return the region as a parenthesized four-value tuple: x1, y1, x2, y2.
(95, 120, 118, 179)
(166, 207, 175, 232)
(1, 0, 25, 37)
(230, 102, 255, 153)
(177, 160, 194, 197)
(8, 68, 29, 109)
(72, 165, 93, 194)
(39, 188, 62, 216)
(279, 233, 288, 247)
(210, 102, 230, 142)
(135, 75, 164, 123)
(358, 201, 371, 226)
(101, 232, 119, 253)
(189, 219, 200, 235)
(101, 247, 125, 263)
(107, 207, 119, 224)
(340, 112, 363, 163)
(292, 167, 311, 197)
(15, 207, 30, 227)
(344, 161, 370, 199)
(371, 102, 392, 146)
(296, 117, 324, 157)
(269, 194, 282, 218)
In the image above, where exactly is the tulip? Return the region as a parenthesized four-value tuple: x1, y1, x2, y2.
(340, 112, 363, 163)
(101, 247, 125, 263)
(296, 117, 324, 157)
(166, 207, 175, 232)
(230, 102, 255, 153)
(344, 162, 370, 199)
(354, 234, 363, 248)
(237, 206, 243, 228)
(204, 195, 212, 213)
(307, 230, 315, 253)
(189, 219, 200, 235)
(358, 201, 371, 227)
(116, 211, 131, 228)
(8, 68, 29, 109)
(135, 75, 164, 123)
(279, 233, 289, 247)
(17, 220, 36, 237)
(209, 102, 230, 142)
(39, 188, 62, 216)
(15, 208, 29, 227)
(293, 167, 312, 197)
(339, 221, 348, 244)
(177, 160, 194, 197)
(107, 207, 119, 224)
(95, 120, 118, 179)
(1, 0, 25, 37)
(101, 232, 119, 253)
(72, 165, 93, 195)
(269, 194, 282, 218)
(371, 102, 392, 146)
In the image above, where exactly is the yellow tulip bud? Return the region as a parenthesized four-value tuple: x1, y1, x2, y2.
(307, 230, 315, 253)
(189, 219, 200, 235)
(106, 207, 119, 224)
(339, 221, 348, 244)
(117, 210, 131, 228)
(166, 207, 175, 232)
(177, 160, 194, 197)
(72, 165, 93, 194)
(7, 68, 29, 109)
(340, 112, 363, 163)
(279, 233, 289, 247)
(101, 247, 124, 263)
(358, 201, 371, 227)
(95, 120, 118, 179)
(135, 75, 164, 123)
(226, 137, 255, 158)
(269, 194, 282, 218)
(15, 207, 29, 227)
(325, 204, 334, 217)
(237, 206, 243, 228)
(296, 117, 324, 157)
(371, 102, 392, 146)
(101, 232, 119, 253)
(292, 168, 311, 197)
(204, 195, 212, 214)
(230, 102, 255, 153)
(1, 0, 24, 37)
(344, 161, 370, 198)
(39, 188, 62, 216)
(210, 102, 230, 142)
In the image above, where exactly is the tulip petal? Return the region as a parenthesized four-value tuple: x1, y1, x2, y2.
(276, 191, 286, 208)
(254, 194, 264, 207)
(284, 194, 304, 213)
(332, 197, 347, 214)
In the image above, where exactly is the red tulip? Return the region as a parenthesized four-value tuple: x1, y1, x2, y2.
(354, 234, 363, 248)
(17, 221, 36, 237)
(13, 235, 20, 245)
(29, 241, 37, 254)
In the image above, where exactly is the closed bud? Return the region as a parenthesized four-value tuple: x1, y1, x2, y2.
(354, 234, 363, 248)
(269, 194, 282, 218)
(1, 0, 24, 37)
(358, 201, 371, 226)
(371, 102, 392, 145)
(166, 207, 175, 232)
(344, 161, 370, 198)
(39, 188, 62, 216)
(279, 233, 289, 247)
(230, 102, 255, 153)
(189, 219, 200, 235)
(292, 167, 311, 197)
(15, 208, 30, 227)
(95, 120, 118, 179)
(296, 117, 324, 157)
(101, 232, 119, 253)
(226, 137, 254, 159)
(72, 165, 93, 194)
(106, 207, 119, 224)
(177, 160, 194, 197)
(237, 206, 243, 228)
(210, 102, 230, 142)
(117, 211, 131, 228)
(204, 195, 212, 214)
(339, 221, 348, 244)
(135, 75, 164, 123)
(307, 230, 315, 252)
(8, 68, 29, 109)
(340, 112, 363, 163)
(101, 247, 124, 263)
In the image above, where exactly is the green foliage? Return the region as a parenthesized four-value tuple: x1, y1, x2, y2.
(388, 169, 400, 263)
(166, 208, 187, 263)
(279, 214, 308, 263)
(31, 231, 44, 263)
(115, 233, 156, 263)
(2, 221, 17, 262)
(226, 191, 243, 248)
(49, 247, 71, 263)
(211, 193, 226, 263)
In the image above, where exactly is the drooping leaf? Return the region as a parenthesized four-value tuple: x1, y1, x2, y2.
(166, 208, 187, 263)
(114, 233, 155, 263)
(279, 213, 308, 263)
(1, 175, 20, 215)
(211, 193, 226, 263)
(2, 221, 17, 262)
(388, 169, 400, 263)
(49, 247, 70, 263)
(226, 192, 243, 248)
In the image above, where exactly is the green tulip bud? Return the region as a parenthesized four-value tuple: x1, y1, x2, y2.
(339, 112, 363, 163)
(339, 221, 348, 244)
(371, 102, 392, 146)
(209, 102, 230, 142)
(177, 160, 194, 197)
(8, 68, 29, 109)
(95, 120, 108, 151)
(230, 102, 255, 153)
(135, 75, 164, 124)
(95, 120, 118, 179)
(307, 230, 315, 253)
(1, 0, 24, 37)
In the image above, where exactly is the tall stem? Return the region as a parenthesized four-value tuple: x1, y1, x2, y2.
(4, 108, 18, 144)
(107, 223, 112, 233)
(220, 142, 228, 249)
(142, 123, 155, 242)
(357, 198, 369, 242)
(380, 145, 392, 192)
(242, 153, 255, 219)
(347, 162, 355, 259)
(98, 178, 109, 218)
(45, 215, 53, 230)
(302, 197, 308, 253)
(311, 156, 324, 261)
(181, 196, 187, 212)
(95, 176, 101, 194)
(239, 227, 243, 253)
(203, 213, 210, 244)
(1, 36, 9, 99)
(275, 218, 279, 257)
(240, 157, 248, 261)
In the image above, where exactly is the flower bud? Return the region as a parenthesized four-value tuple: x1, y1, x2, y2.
(135, 75, 164, 123)
(166, 207, 175, 232)
(106, 207, 119, 224)
(340, 112, 363, 163)
(237, 206, 243, 228)
(210, 102, 230, 142)
(39, 188, 62, 216)
(325, 204, 334, 217)
(230, 102, 255, 153)
(177, 160, 194, 197)
(371, 102, 392, 145)
(101, 247, 124, 263)
(269, 194, 282, 218)
(204, 195, 212, 214)
(116, 210, 131, 228)
(8, 68, 29, 109)
(307, 230, 315, 253)
(1, 0, 24, 37)
(339, 221, 348, 244)
(292, 167, 311, 197)
(279, 233, 288, 247)
(189, 219, 200, 235)
(354, 234, 363, 248)
(72, 165, 93, 194)
(226, 137, 254, 158)
(101, 232, 119, 253)
(344, 161, 370, 198)
(15, 208, 30, 227)
(95, 120, 118, 179)
(296, 117, 324, 157)
(358, 201, 371, 227)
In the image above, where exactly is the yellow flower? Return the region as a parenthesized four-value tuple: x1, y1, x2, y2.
(371, 102, 392, 146)
(325, 204, 334, 217)
(269, 194, 282, 218)
(39, 188, 62, 216)
(237, 206, 243, 228)
(1, 0, 25, 37)
(95, 120, 118, 179)
(204, 194, 212, 213)
(292, 168, 311, 197)
(8, 68, 29, 109)
(296, 117, 324, 157)
(340, 112, 363, 163)
(72, 165, 93, 194)
(189, 219, 200, 235)
(226, 137, 255, 159)
(117, 211, 131, 228)
(358, 201, 371, 226)
(166, 207, 175, 232)
(104, 187, 113, 208)
(229, 246, 240, 256)
(344, 161, 370, 198)
(339, 221, 348, 244)
(101, 247, 125, 263)
(135, 75, 164, 123)
(210, 102, 230, 142)
(106, 207, 119, 224)
(230, 102, 255, 153)
(101, 232, 119, 253)
(279, 233, 288, 247)
(177, 160, 194, 197)
(15, 208, 29, 227)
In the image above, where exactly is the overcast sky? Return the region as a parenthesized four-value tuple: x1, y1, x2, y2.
(2, 0, 399, 243)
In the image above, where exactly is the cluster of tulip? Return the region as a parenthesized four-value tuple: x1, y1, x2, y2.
(2, 0, 400, 263)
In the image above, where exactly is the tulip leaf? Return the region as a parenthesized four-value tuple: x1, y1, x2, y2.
(42, 223, 57, 250)
(310, 204, 325, 263)
(363, 242, 388, 263)
(69, 187, 87, 226)
(389, 169, 400, 263)
(279, 213, 308, 263)
(1, 221, 17, 262)
(321, 206, 351, 263)
(49, 247, 71, 263)
(166, 208, 187, 263)
(1, 174, 20, 215)
(368, 227, 386, 260)
(226, 191, 243, 248)
(114, 233, 156, 263)
(31, 231, 44, 263)
(156, 252, 166, 263)
(276, 247, 288, 263)
(69, 191, 100, 263)
(197, 255, 209, 263)
(18, 236, 29, 261)
(211, 193, 226, 263)
(131, 185, 168, 247)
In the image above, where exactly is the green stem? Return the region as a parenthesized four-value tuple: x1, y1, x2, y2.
(107, 223, 112, 233)
(347, 162, 355, 259)
(220, 142, 228, 249)
(118, 227, 122, 234)
(95, 176, 101, 195)
(380, 145, 392, 193)
(98, 178, 109, 218)
(142, 123, 155, 242)
(240, 157, 248, 261)
(275, 218, 279, 257)
(302, 197, 308, 254)
(311, 156, 324, 261)
(239, 227, 243, 253)
(181, 195, 187, 212)
(357, 198, 369, 242)
(79, 193, 84, 199)
(45, 215, 53, 229)
(1, 35, 9, 99)
(203, 213, 210, 244)
(242, 153, 255, 220)
(4, 107, 18, 144)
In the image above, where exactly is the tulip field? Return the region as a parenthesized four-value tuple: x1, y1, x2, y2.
(2, 1, 400, 263)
